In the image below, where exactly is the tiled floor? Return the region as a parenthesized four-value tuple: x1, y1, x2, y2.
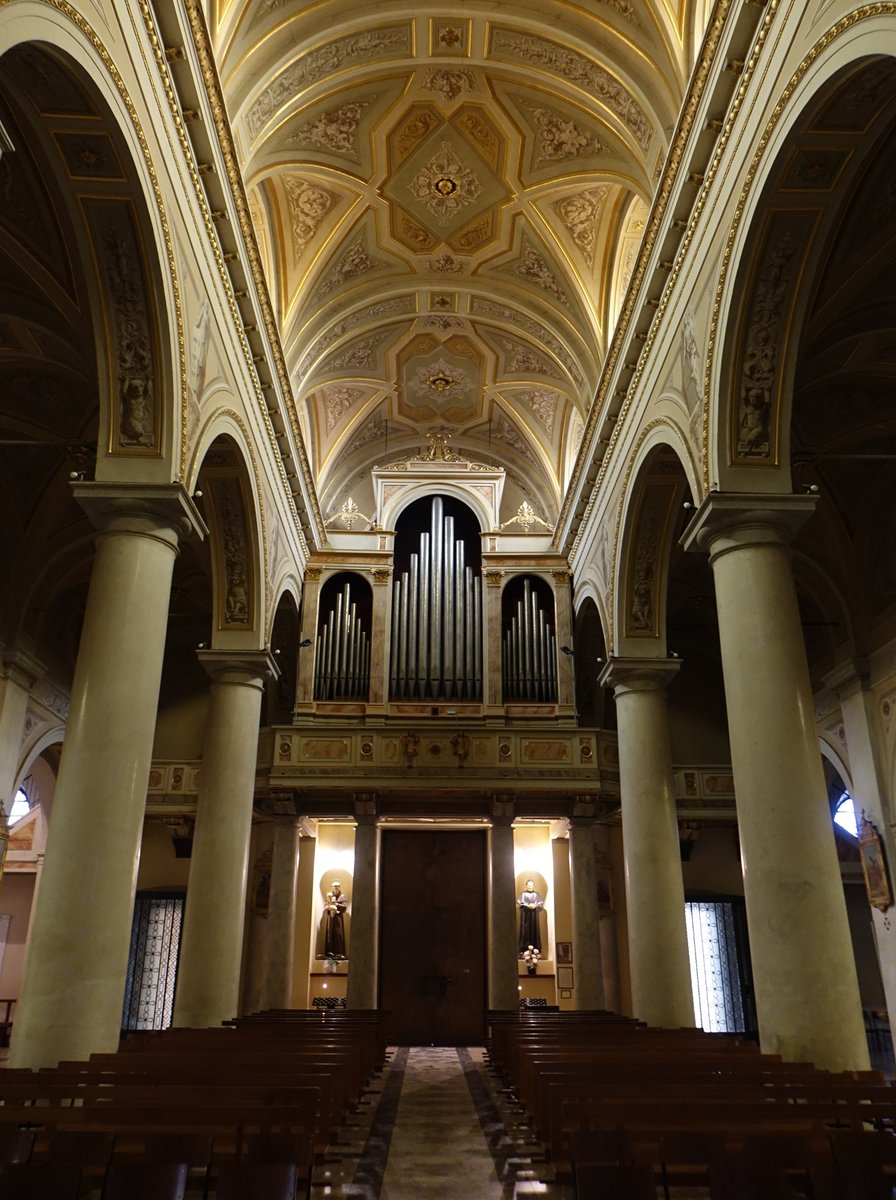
(311, 1046, 574, 1199)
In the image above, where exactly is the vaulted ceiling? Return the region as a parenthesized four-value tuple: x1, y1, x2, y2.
(210, 0, 704, 528)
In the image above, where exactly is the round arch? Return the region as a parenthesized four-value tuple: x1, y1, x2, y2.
(0, 15, 185, 479)
(193, 428, 267, 648)
(613, 430, 695, 658)
(709, 35, 896, 495)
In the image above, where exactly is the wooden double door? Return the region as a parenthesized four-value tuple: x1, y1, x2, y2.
(379, 830, 486, 1045)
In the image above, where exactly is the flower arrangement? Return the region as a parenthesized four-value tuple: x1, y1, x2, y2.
(523, 945, 540, 975)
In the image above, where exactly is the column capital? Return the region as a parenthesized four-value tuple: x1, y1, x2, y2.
(599, 655, 680, 696)
(681, 492, 816, 562)
(1, 647, 45, 690)
(823, 658, 870, 701)
(197, 648, 279, 689)
(72, 482, 207, 545)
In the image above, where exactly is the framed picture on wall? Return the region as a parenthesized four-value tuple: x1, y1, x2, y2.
(559, 989, 572, 1000)
(859, 811, 893, 912)
(557, 965, 574, 990)
(556, 941, 572, 965)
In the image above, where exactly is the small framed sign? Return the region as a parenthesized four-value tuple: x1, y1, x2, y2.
(859, 811, 893, 912)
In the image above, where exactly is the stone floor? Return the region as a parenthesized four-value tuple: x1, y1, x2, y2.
(311, 1045, 575, 1199)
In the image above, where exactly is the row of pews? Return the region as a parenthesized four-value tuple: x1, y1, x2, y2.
(487, 1009, 896, 1199)
(0, 1008, 387, 1198)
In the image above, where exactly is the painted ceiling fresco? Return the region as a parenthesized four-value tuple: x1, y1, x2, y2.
(211, 1, 702, 525)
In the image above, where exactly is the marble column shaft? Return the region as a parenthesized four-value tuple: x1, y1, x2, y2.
(685, 495, 868, 1069)
(10, 486, 202, 1067)
(600, 658, 694, 1028)
(173, 650, 276, 1029)
(488, 816, 519, 1011)
(568, 819, 605, 1009)
(346, 814, 379, 1010)
(259, 820, 300, 1011)
(824, 661, 896, 1051)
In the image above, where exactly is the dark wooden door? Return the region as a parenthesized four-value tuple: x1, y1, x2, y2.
(379, 830, 486, 1045)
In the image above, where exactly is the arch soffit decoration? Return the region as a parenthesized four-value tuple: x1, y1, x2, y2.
(612, 431, 693, 657)
(0, 9, 187, 484)
(195, 427, 267, 647)
(707, 29, 896, 496)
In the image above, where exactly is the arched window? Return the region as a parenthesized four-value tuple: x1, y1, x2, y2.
(833, 790, 858, 838)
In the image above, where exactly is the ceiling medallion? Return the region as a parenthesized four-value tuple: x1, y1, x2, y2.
(409, 141, 483, 225)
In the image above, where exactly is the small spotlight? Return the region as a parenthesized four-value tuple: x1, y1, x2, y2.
(596, 656, 604, 663)
(682, 500, 693, 509)
(197, 642, 207, 649)
(670, 651, 680, 659)
(193, 489, 203, 499)
(69, 471, 85, 481)
(803, 484, 819, 494)
(273, 648, 281, 656)
(299, 638, 312, 648)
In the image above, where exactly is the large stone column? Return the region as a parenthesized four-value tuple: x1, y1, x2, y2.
(488, 801, 519, 1011)
(568, 812, 605, 1009)
(10, 485, 203, 1067)
(0, 648, 43, 810)
(260, 819, 300, 1011)
(173, 649, 277, 1029)
(824, 660, 896, 1050)
(346, 800, 379, 1010)
(684, 494, 869, 1069)
(599, 657, 694, 1028)
(595, 824, 620, 1012)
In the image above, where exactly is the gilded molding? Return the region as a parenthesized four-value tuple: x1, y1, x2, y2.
(135, 0, 323, 551)
(217, 407, 272, 626)
(703, 3, 896, 493)
(555, 0, 767, 556)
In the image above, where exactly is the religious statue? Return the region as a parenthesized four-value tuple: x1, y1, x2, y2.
(518, 879, 543, 956)
(324, 880, 348, 958)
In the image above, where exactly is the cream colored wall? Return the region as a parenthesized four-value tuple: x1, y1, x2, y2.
(152, 653, 211, 760)
(0, 874, 35, 1001)
(610, 826, 631, 1017)
(682, 825, 743, 896)
(136, 822, 191, 891)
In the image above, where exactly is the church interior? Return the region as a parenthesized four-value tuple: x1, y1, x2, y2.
(0, 0, 895, 1192)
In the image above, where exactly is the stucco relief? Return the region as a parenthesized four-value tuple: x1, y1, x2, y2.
(286, 100, 372, 161)
(471, 299, 583, 385)
(313, 235, 388, 301)
(736, 233, 796, 460)
(323, 385, 365, 432)
(492, 333, 562, 380)
(489, 29, 652, 151)
(408, 142, 484, 225)
(553, 187, 610, 266)
(518, 100, 607, 164)
(246, 26, 411, 138)
(298, 297, 416, 377)
(500, 238, 569, 306)
(423, 69, 475, 103)
(283, 177, 337, 263)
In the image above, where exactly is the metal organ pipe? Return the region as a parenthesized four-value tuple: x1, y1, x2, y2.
(389, 498, 483, 700)
(314, 579, 371, 700)
(502, 579, 558, 702)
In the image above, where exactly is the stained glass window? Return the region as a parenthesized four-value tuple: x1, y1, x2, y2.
(685, 899, 747, 1034)
(121, 893, 184, 1031)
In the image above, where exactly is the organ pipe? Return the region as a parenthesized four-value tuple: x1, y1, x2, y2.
(389, 499, 483, 701)
(502, 578, 558, 703)
(314, 580, 371, 700)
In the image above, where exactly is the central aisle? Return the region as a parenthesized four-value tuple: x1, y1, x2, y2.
(380, 1047, 504, 1198)
(314, 1045, 571, 1198)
